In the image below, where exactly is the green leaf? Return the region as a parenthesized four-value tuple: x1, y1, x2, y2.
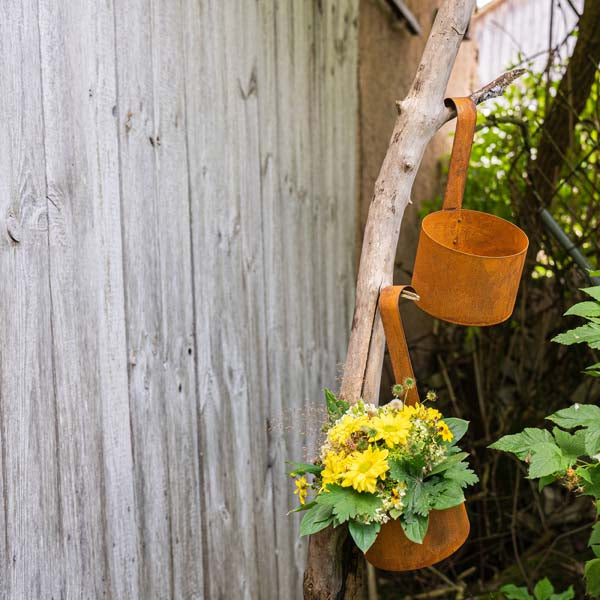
(315, 485, 383, 523)
(389, 507, 402, 519)
(551, 589, 575, 600)
(444, 464, 479, 488)
(547, 404, 600, 429)
(582, 465, 600, 498)
(287, 461, 323, 476)
(348, 520, 381, 553)
(443, 418, 469, 445)
(552, 323, 600, 349)
(589, 522, 600, 558)
(489, 428, 554, 460)
(582, 286, 600, 302)
(587, 429, 600, 457)
(401, 513, 429, 544)
(552, 427, 586, 459)
(527, 443, 570, 479)
(388, 458, 414, 482)
(324, 388, 349, 421)
(564, 301, 600, 318)
(289, 500, 317, 513)
(431, 481, 464, 510)
(499, 584, 533, 600)
(429, 452, 469, 476)
(533, 578, 554, 600)
(299, 504, 333, 536)
(585, 557, 600, 596)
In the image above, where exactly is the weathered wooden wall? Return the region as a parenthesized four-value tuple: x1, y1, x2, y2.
(0, 1, 358, 598)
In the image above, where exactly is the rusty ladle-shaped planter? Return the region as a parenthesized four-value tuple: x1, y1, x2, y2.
(364, 286, 470, 572)
(411, 97, 529, 326)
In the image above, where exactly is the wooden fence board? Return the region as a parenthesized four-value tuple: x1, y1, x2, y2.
(0, 1, 358, 597)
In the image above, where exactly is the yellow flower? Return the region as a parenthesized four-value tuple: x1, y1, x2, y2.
(328, 414, 369, 446)
(294, 476, 309, 505)
(438, 421, 453, 442)
(426, 407, 442, 422)
(320, 451, 347, 489)
(369, 412, 411, 448)
(341, 445, 389, 494)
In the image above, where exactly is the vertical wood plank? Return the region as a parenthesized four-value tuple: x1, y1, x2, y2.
(37, 1, 138, 597)
(184, 0, 278, 596)
(113, 0, 204, 595)
(0, 1, 62, 597)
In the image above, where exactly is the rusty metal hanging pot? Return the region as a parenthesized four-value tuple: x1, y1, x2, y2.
(364, 286, 470, 571)
(411, 97, 529, 326)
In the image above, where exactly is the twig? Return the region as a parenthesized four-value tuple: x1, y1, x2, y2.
(436, 68, 527, 126)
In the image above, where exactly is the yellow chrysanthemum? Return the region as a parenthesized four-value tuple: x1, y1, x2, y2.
(328, 414, 369, 446)
(294, 476, 309, 505)
(426, 407, 442, 422)
(438, 421, 453, 442)
(340, 445, 389, 493)
(369, 412, 411, 448)
(320, 451, 347, 489)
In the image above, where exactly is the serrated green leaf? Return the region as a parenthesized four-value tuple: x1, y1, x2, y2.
(287, 461, 323, 476)
(429, 452, 469, 476)
(582, 286, 600, 302)
(582, 465, 600, 497)
(552, 323, 600, 348)
(547, 404, 600, 429)
(585, 557, 600, 596)
(401, 513, 429, 544)
(444, 465, 479, 488)
(527, 443, 570, 479)
(443, 418, 469, 445)
(348, 520, 380, 553)
(564, 301, 600, 318)
(587, 429, 600, 457)
(299, 504, 333, 536)
(550, 587, 575, 600)
(315, 485, 383, 522)
(431, 482, 464, 510)
(500, 584, 533, 600)
(552, 427, 586, 459)
(489, 428, 554, 460)
(533, 578, 554, 600)
(589, 522, 600, 553)
(388, 458, 419, 482)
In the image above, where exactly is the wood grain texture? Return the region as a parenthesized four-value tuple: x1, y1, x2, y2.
(0, 1, 359, 598)
(0, 1, 62, 597)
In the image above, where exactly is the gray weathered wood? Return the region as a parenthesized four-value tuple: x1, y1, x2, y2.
(0, 2, 62, 598)
(37, 0, 140, 597)
(0, 1, 359, 598)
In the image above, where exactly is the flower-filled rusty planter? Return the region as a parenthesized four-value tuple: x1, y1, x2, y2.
(363, 286, 470, 571)
(411, 97, 529, 326)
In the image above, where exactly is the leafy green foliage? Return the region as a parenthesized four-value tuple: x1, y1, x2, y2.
(314, 485, 382, 523)
(299, 504, 333, 536)
(324, 388, 349, 422)
(286, 462, 323, 477)
(401, 513, 429, 545)
(553, 287, 600, 375)
(491, 288, 600, 596)
(348, 520, 381, 553)
(499, 578, 574, 600)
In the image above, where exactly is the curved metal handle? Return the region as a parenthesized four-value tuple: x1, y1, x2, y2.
(442, 97, 477, 211)
(379, 286, 420, 406)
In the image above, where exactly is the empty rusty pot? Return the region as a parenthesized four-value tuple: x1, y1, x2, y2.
(365, 504, 470, 571)
(365, 286, 470, 571)
(411, 97, 529, 326)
